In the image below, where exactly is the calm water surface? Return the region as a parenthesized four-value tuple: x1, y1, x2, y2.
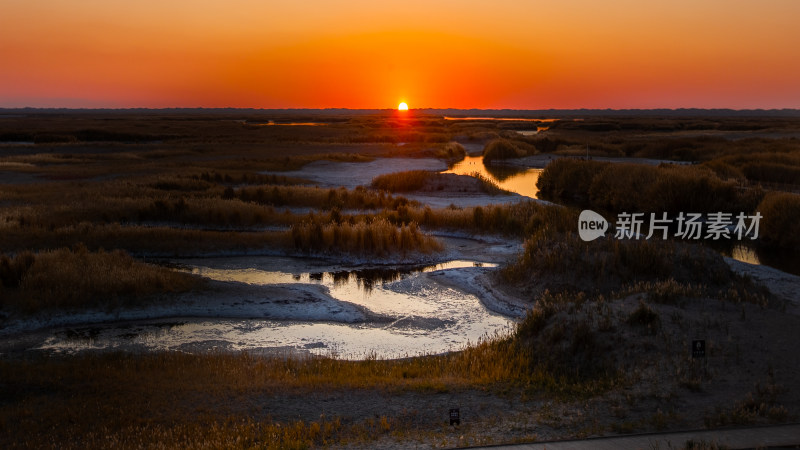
(22, 259, 513, 359)
(443, 155, 543, 199)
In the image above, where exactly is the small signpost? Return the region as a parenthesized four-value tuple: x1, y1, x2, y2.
(449, 408, 460, 426)
(692, 339, 706, 358)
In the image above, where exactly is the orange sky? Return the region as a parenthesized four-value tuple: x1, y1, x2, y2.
(1, 0, 799, 109)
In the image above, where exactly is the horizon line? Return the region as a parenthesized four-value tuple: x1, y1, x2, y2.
(2, 106, 799, 115)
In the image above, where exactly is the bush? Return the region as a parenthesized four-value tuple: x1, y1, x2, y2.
(439, 141, 466, 159)
(483, 139, 526, 163)
(627, 301, 661, 332)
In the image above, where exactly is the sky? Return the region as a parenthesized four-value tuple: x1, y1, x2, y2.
(1, 0, 799, 109)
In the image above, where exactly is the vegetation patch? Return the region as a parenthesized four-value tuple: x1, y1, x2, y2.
(371, 170, 434, 192)
(290, 219, 442, 256)
(502, 231, 770, 306)
(757, 191, 800, 250)
(537, 159, 763, 214)
(0, 246, 200, 314)
(483, 138, 527, 162)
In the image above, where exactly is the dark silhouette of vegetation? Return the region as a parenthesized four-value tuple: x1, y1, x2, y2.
(482, 139, 526, 162)
(538, 159, 764, 214)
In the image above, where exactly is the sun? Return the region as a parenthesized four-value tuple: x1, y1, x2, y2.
(398, 102, 408, 111)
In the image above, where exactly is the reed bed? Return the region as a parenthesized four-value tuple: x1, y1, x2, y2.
(0, 246, 200, 313)
(290, 218, 442, 256)
(371, 170, 434, 192)
(757, 191, 800, 250)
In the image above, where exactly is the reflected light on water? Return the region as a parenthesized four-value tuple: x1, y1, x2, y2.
(443, 155, 542, 199)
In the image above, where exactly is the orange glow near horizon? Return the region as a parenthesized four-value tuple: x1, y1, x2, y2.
(1, 1, 799, 109)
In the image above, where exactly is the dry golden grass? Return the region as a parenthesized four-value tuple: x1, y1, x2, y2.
(0, 222, 288, 255)
(0, 246, 200, 313)
(371, 170, 434, 192)
(237, 184, 413, 210)
(291, 218, 442, 256)
(0, 177, 420, 235)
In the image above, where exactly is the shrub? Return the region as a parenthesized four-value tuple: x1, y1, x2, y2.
(439, 141, 466, 159)
(483, 139, 526, 162)
(627, 301, 661, 332)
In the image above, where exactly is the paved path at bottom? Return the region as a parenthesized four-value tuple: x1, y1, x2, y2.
(469, 423, 800, 450)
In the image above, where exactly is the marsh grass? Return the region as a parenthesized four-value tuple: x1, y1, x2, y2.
(482, 138, 527, 162)
(290, 219, 442, 256)
(2, 200, 559, 255)
(371, 170, 434, 192)
(386, 201, 574, 236)
(1, 176, 417, 233)
(468, 172, 512, 195)
(237, 185, 413, 210)
(536, 158, 610, 201)
(0, 246, 200, 313)
(537, 159, 763, 214)
(0, 222, 288, 255)
(757, 191, 800, 250)
(370, 170, 511, 196)
(502, 231, 754, 299)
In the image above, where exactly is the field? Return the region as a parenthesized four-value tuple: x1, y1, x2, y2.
(1, 110, 799, 448)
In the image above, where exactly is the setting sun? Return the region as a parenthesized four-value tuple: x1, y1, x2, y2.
(398, 102, 408, 111)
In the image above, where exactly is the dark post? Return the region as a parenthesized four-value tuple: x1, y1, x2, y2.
(449, 408, 460, 426)
(692, 340, 705, 358)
